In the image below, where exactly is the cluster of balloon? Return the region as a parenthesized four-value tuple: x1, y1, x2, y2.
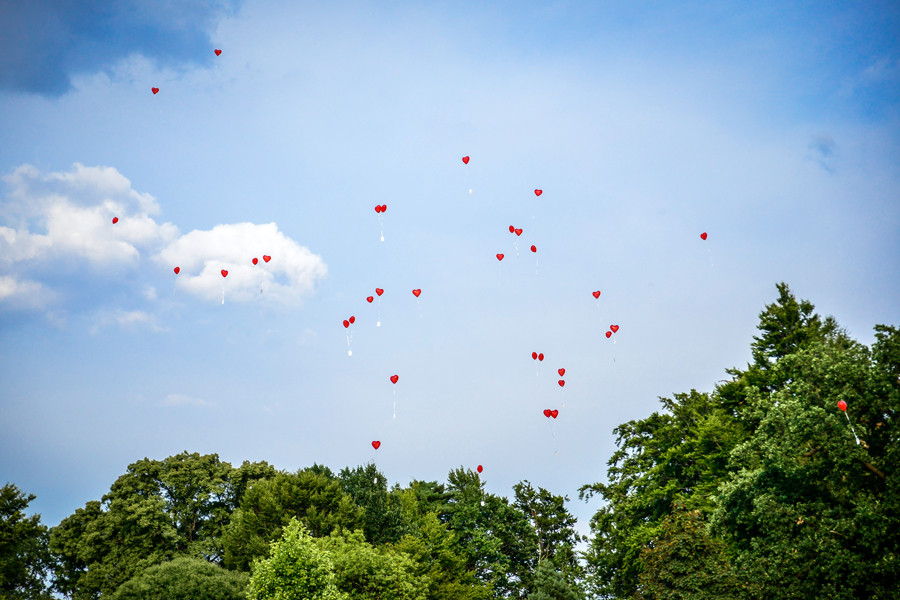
(374, 204, 387, 241)
(543, 408, 560, 454)
(343, 316, 356, 356)
(532, 351, 545, 377)
(606, 324, 620, 341)
(838, 400, 860, 445)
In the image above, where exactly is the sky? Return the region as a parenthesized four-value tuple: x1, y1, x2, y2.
(1, 0, 898, 537)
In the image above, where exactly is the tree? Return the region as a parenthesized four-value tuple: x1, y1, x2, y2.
(512, 481, 582, 576)
(110, 557, 249, 600)
(0, 484, 52, 599)
(635, 508, 743, 600)
(338, 463, 405, 546)
(527, 560, 582, 600)
(50, 452, 275, 598)
(222, 467, 361, 571)
(247, 519, 345, 600)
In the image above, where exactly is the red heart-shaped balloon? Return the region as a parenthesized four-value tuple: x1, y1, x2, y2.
(349, 316, 355, 324)
(375, 205, 382, 213)
(214, 49, 222, 56)
(558, 380, 565, 387)
(558, 368, 565, 377)
(538, 353, 544, 361)
(375, 288, 384, 296)
(112, 217, 118, 224)
(610, 325, 619, 333)
(343, 320, 350, 328)
(390, 374, 399, 384)
(477, 464, 483, 473)
(263, 255, 271, 263)
(372, 441, 381, 449)
(412, 289, 421, 297)
(221, 269, 228, 278)
(462, 156, 469, 164)
(700, 232, 708, 240)
(509, 225, 515, 233)
(252, 257, 258, 265)
(530, 245, 537, 252)
(496, 254, 504, 261)
(380, 205, 387, 212)
(367, 296, 374, 303)
(606, 331, 612, 338)
(592, 291, 601, 299)
(152, 87, 159, 94)
(838, 400, 847, 411)
(173, 266, 180, 274)
(514, 228, 522, 236)
(534, 189, 542, 196)
(543, 409, 552, 418)
(532, 351, 538, 360)
(550, 409, 558, 418)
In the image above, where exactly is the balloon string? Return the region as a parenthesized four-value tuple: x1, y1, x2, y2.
(844, 411, 860, 445)
(514, 240, 519, 256)
(222, 285, 225, 305)
(377, 298, 382, 327)
(379, 216, 384, 242)
(393, 388, 397, 419)
(347, 333, 352, 357)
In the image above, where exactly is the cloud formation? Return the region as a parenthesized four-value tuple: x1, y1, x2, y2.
(1, 163, 327, 311)
(0, 0, 238, 96)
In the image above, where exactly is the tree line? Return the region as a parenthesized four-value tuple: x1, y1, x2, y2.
(2, 283, 897, 599)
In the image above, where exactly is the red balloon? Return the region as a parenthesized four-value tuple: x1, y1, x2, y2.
(532, 351, 538, 360)
(372, 440, 381, 449)
(375, 288, 384, 296)
(390, 374, 399, 384)
(477, 465, 483, 473)
(380, 204, 387, 212)
(550, 409, 559, 418)
(610, 325, 619, 333)
(374, 205, 381, 213)
(496, 253, 504, 261)
(221, 269, 228, 278)
(173, 266, 180, 274)
(509, 225, 515, 233)
(412, 289, 421, 298)
(263, 255, 271, 263)
(538, 353, 544, 361)
(343, 320, 350, 328)
(543, 409, 552, 418)
(252, 257, 259, 265)
(838, 400, 848, 412)
(592, 291, 601, 299)
(151, 87, 159, 94)
(558, 380, 565, 387)
(530, 245, 537, 253)
(534, 189, 542, 196)
(214, 49, 222, 56)
(111, 217, 118, 224)
(462, 156, 469, 164)
(558, 368, 565, 377)
(605, 331, 612, 338)
(514, 228, 523, 236)
(700, 232, 708, 240)
(349, 316, 355, 324)
(367, 296, 374, 303)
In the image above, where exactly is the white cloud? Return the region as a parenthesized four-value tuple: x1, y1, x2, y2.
(163, 393, 213, 408)
(90, 309, 166, 333)
(156, 222, 328, 305)
(0, 275, 52, 309)
(0, 163, 178, 267)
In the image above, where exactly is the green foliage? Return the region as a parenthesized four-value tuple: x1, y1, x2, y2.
(319, 529, 426, 600)
(338, 463, 406, 546)
(636, 508, 743, 600)
(0, 484, 52, 599)
(110, 557, 249, 600)
(49, 452, 274, 598)
(512, 481, 582, 573)
(223, 467, 362, 571)
(527, 560, 583, 600)
(247, 519, 345, 600)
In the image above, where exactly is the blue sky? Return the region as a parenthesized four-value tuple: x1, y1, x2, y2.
(1, 0, 898, 535)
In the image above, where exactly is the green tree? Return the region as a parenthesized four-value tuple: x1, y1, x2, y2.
(110, 557, 249, 600)
(527, 560, 582, 600)
(50, 452, 274, 598)
(222, 468, 361, 571)
(338, 463, 405, 546)
(635, 507, 743, 600)
(512, 481, 582, 578)
(0, 484, 52, 599)
(247, 519, 345, 600)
